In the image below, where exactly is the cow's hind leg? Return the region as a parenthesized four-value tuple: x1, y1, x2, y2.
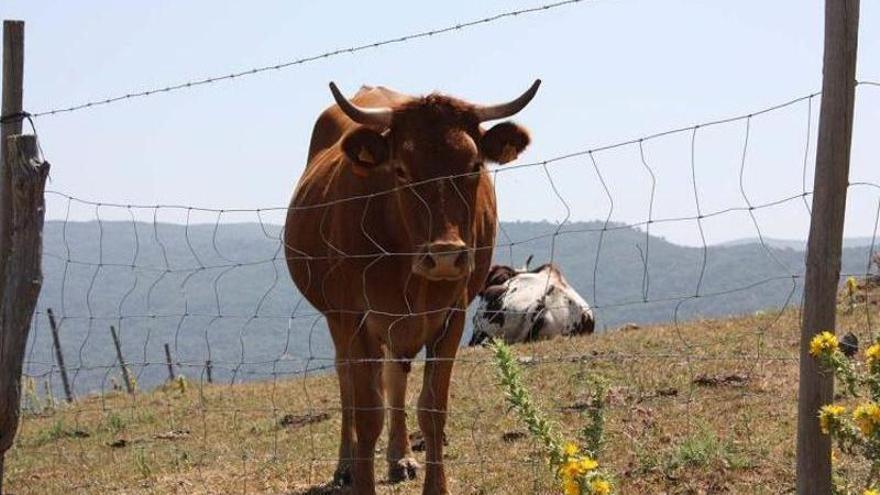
(385, 358, 420, 482)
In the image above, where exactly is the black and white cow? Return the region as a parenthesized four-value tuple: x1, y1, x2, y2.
(469, 257, 595, 345)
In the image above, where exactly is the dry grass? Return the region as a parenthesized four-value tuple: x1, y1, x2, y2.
(6, 286, 879, 494)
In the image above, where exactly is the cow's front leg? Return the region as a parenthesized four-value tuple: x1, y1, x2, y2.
(328, 316, 357, 486)
(418, 309, 465, 495)
(385, 358, 420, 482)
(333, 358, 355, 485)
(350, 336, 385, 495)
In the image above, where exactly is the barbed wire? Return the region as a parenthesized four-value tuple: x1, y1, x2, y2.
(24, 0, 589, 119)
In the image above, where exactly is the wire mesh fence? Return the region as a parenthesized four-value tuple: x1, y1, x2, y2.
(0, 0, 878, 488)
(2, 78, 879, 493)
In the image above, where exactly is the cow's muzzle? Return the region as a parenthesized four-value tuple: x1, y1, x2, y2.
(412, 240, 473, 281)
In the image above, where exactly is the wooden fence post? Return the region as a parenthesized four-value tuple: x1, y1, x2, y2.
(206, 360, 213, 384)
(796, 1, 860, 493)
(0, 134, 48, 495)
(0, 19, 38, 495)
(46, 309, 73, 403)
(46, 308, 73, 402)
(164, 343, 175, 382)
(109, 326, 134, 395)
(0, 20, 24, 310)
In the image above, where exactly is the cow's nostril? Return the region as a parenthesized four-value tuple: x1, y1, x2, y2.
(415, 241, 470, 279)
(428, 252, 459, 268)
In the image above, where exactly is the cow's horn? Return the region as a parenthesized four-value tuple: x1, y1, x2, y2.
(473, 79, 541, 122)
(329, 82, 393, 127)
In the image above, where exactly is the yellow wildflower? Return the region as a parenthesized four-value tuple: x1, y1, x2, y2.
(818, 404, 846, 434)
(559, 460, 579, 479)
(563, 442, 580, 457)
(559, 455, 599, 480)
(809, 331, 838, 357)
(590, 478, 612, 495)
(867, 343, 880, 368)
(847, 276, 859, 296)
(853, 402, 880, 436)
(864, 489, 879, 495)
(563, 478, 580, 495)
(577, 457, 599, 472)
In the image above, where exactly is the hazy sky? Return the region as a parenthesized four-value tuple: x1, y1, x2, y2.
(4, 0, 880, 246)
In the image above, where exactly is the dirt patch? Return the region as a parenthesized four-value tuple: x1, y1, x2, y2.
(108, 438, 127, 448)
(69, 429, 90, 438)
(692, 373, 749, 387)
(288, 482, 347, 495)
(154, 429, 191, 440)
(635, 387, 679, 402)
(278, 412, 331, 429)
(502, 431, 527, 443)
(409, 430, 448, 452)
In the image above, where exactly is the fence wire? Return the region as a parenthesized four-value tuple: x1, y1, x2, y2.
(5, 82, 880, 494)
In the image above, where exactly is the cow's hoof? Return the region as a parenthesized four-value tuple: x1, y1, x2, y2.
(388, 457, 420, 483)
(332, 463, 352, 486)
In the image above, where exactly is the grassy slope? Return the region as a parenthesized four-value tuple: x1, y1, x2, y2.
(7, 284, 880, 494)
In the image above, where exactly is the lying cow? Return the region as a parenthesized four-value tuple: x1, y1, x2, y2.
(470, 257, 595, 345)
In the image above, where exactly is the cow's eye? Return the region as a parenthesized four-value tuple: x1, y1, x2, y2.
(395, 165, 410, 183)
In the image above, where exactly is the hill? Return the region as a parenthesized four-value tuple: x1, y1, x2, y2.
(26, 220, 875, 397)
(719, 236, 877, 251)
(7, 286, 879, 494)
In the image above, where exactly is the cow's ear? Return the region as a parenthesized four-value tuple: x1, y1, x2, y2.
(341, 127, 390, 176)
(480, 122, 531, 164)
(481, 265, 515, 296)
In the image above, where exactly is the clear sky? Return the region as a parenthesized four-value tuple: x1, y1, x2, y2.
(3, 0, 880, 246)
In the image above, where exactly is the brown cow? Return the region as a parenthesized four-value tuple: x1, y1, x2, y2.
(284, 80, 540, 494)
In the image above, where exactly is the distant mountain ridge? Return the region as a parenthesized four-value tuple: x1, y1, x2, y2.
(26, 220, 876, 396)
(719, 236, 877, 251)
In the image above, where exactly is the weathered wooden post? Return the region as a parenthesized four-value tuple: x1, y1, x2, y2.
(164, 343, 176, 382)
(0, 21, 23, 293)
(0, 134, 46, 495)
(109, 326, 134, 395)
(0, 20, 49, 495)
(205, 360, 213, 384)
(796, 1, 860, 493)
(46, 308, 73, 403)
